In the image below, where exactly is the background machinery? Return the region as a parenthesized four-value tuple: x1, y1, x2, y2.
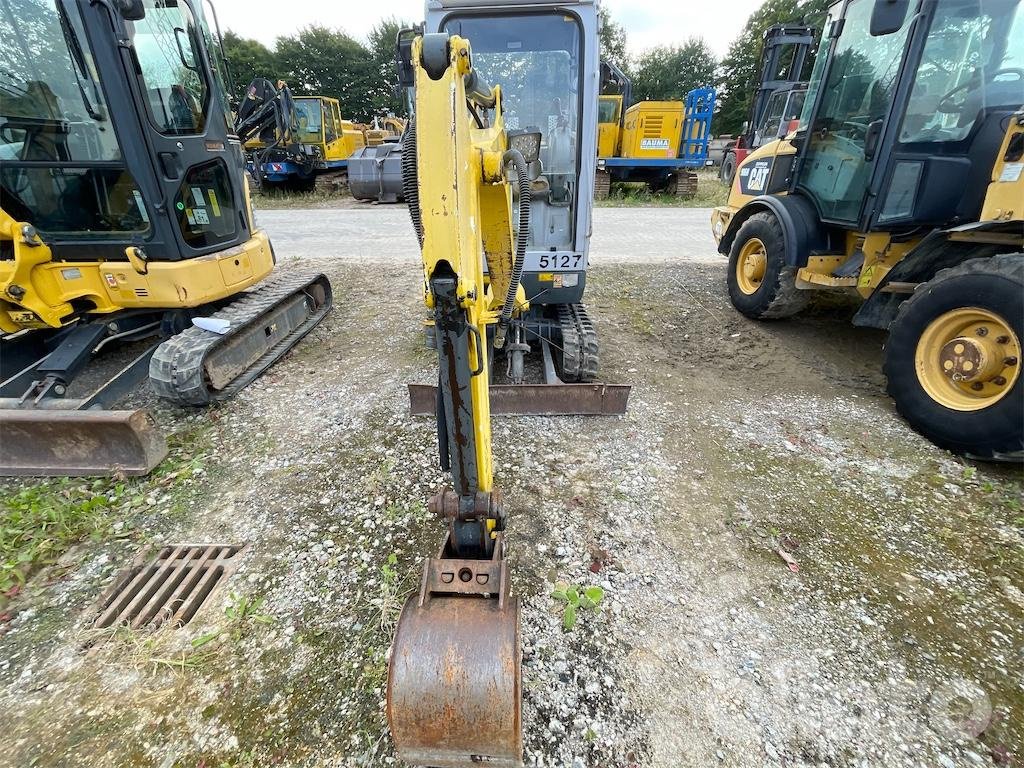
(597, 60, 716, 198)
(237, 81, 367, 190)
(386, 30, 531, 767)
(719, 23, 815, 185)
(0, 0, 331, 475)
(712, 0, 1023, 459)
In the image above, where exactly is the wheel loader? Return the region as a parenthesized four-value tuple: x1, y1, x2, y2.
(0, 0, 331, 476)
(712, 0, 1024, 460)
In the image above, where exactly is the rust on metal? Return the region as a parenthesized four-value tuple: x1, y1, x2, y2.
(388, 533, 522, 767)
(0, 408, 167, 477)
(92, 544, 246, 630)
(409, 382, 631, 416)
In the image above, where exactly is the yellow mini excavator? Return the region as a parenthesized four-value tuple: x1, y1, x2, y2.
(385, 31, 538, 767)
(712, 0, 1023, 459)
(0, 0, 331, 475)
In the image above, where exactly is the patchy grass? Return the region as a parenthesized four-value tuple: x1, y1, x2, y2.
(251, 186, 362, 210)
(595, 170, 728, 208)
(0, 479, 124, 599)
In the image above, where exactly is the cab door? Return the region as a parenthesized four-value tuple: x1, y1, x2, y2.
(795, 0, 915, 225)
(101, 0, 248, 258)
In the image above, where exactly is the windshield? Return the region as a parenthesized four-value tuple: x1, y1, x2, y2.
(797, 0, 914, 223)
(900, 0, 1024, 143)
(0, 0, 149, 237)
(443, 12, 582, 205)
(598, 96, 620, 124)
(295, 98, 323, 143)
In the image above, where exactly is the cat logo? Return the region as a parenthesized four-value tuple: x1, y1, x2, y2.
(738, 158, 773, 195)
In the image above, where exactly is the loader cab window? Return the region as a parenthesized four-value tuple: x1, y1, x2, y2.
(796, 0, 914, 224)
(598, 96, 620, 124)
(0, 0, 149, 237)
(294, 98, 323, 144)
(129, 0, 209, 135)
(900, 0, 1024, 144)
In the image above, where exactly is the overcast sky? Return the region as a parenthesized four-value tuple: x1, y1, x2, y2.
(212, 0, 763, 59)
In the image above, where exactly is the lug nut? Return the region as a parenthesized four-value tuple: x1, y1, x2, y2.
(992, 376, 1007, 386)
(996, 335, 1010, 344)
(976, 327, 988, 336)
(1004, 357, 1018, 366)
(971, 382, 984, 391)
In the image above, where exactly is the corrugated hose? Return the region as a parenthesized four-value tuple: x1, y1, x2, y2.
(494, 148, 530, 350)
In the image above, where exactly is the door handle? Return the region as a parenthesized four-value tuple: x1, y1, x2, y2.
(864, 119, 884, 161)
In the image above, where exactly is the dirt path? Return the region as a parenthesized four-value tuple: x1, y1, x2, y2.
(0, 216, 1021, 768)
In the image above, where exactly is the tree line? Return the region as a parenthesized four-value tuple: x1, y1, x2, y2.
(222, 0, 829, 133)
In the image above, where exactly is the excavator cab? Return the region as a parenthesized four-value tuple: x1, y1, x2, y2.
(0, 0, 331, 475)
(421, 1, 615, 400)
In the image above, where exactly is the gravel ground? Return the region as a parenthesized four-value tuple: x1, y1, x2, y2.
(0, 207, 1021, 768)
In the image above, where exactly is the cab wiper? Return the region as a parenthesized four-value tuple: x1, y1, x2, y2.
(56, 0, 106, 121)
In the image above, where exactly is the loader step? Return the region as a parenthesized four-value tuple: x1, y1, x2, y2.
(150, 271, 332, 406)
(409, 382, 630, 416)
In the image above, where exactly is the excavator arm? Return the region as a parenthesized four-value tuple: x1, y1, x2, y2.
(386, 33, 534, 767)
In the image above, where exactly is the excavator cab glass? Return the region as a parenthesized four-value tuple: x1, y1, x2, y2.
(0, 0, 150, 238)
(442, 12, 582, 245)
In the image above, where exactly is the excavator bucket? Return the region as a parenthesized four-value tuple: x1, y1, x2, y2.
(388, 540, 522, 767)
(408, 382, 631, 417)
(0, 409, 167, 477)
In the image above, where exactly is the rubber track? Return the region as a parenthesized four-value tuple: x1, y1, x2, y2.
(150, 271, 332, 406)
(558, 304, 599, 382)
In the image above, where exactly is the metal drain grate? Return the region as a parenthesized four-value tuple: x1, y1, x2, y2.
(93, 544, 246, 630)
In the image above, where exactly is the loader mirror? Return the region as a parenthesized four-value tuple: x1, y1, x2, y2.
(116, 0, 145, 21)
(870, 0, 909, 36)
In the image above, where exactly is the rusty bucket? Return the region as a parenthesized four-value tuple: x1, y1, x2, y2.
(387, 551, 522, 767)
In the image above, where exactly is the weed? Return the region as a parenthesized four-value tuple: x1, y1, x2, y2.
(224, 592, 275, 626)
(551, 581, 605, 630)
(594, 171, 728, 209)
(0, 479, 125, 594)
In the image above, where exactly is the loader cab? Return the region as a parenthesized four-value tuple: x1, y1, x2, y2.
(0, 0, 250, 262)
(752, 85, 806, 147)
(793, 0, 1024, 231)
(598, 94, 624, 156)
(427, 0, 600, 307)
(293, 96, 366, 163)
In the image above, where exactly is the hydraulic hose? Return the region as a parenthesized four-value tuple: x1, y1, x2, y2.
(493, 148, 531, 350)
(401, 120, 424, 248)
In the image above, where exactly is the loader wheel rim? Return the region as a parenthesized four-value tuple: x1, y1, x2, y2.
(915, 307, 1020, 412)
(736, 238, 768, 295)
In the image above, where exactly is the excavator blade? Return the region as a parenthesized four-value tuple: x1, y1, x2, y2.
(388, 545, 522, 767)
(408, 382, 631, 417)
(0, 409, 167, 477)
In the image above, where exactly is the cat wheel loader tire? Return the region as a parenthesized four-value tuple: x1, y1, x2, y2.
(720, 150, 737, 185)
(727, 212, 809, 320)
(884, 254, 1023, 461)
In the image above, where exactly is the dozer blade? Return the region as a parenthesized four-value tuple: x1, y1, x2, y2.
(408, 382, 631, 416)
(0, 409, 167, 477)
(388, 540, 522, 767)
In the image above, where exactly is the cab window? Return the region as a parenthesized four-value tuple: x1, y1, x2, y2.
(130, 0, 209, 135)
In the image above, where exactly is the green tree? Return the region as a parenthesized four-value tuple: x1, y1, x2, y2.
(715, 0, 830, 135)
(598, 6, 629, 73)
(274, 26, 377, 121)
(631, 39, 717, 102)
(221, 31, 276, 102)
(366, 16, 410, 117)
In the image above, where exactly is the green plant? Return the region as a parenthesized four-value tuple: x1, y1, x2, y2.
(0, 479, 125, 594)
(224, 592, 275, 626)
(551, 582, 605, 630)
